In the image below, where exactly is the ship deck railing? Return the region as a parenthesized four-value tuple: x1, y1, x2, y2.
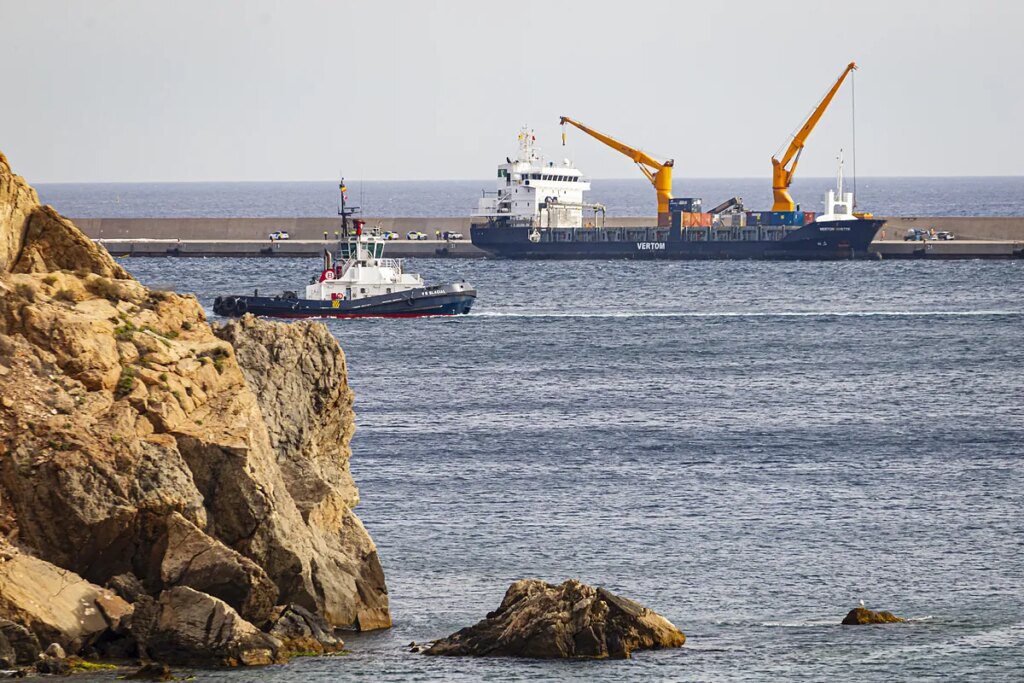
(529, 226, 806, 243)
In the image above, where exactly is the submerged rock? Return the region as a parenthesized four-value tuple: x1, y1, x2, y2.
(124, 662, 173, 680)
(425, 579, 685, 659)
(841, 607, 905, 625)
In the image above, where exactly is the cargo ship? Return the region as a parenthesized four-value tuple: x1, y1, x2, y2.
(470, 129, 882, 260)
(471, 63, 883, 260)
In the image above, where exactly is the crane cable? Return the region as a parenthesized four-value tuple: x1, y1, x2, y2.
(772, 83, 828, 161)
(851, 70, 858, 209)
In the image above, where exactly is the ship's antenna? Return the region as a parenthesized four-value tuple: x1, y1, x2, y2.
(851, 70, 858, 209)
(837, 149, 844, 198)
(339, 175, 348, 235)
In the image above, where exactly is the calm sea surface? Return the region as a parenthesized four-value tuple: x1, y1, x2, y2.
(36, 176, 1024, 218)
(113, 255, 1024, 682)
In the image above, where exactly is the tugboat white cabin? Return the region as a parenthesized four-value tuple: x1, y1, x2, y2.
(306, 230, 425, 303)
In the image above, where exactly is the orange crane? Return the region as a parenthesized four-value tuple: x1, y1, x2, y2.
(559, 116, 674, 226)
(771, 62, 857, 212)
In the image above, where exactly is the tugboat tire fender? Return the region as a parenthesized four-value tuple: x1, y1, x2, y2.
(236, 298, 248, 314)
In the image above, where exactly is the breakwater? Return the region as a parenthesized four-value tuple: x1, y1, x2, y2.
(72, 215, 1024, 242)
(74, 216, 1024, 259)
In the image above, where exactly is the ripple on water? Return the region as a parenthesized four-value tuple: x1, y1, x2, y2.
(111, 257, 1024, 681)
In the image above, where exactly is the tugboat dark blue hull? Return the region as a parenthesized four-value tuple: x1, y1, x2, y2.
(471, 219, 884, 260)
(214, 284, 476, 319)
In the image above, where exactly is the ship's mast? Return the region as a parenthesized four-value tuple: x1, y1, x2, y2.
(338, 176, 360, 237)
(517, 127, 538, 162)
(836, 149, 844, 198)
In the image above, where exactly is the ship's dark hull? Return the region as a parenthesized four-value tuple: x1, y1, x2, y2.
(471, 219, 884, 260)
(213, 284, 476, 319)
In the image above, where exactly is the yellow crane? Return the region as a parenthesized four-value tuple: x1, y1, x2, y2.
(559, 116, 674, 226)
(772, 62, 857, 212)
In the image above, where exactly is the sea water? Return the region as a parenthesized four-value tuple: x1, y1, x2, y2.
(112, 255, 1024, 682)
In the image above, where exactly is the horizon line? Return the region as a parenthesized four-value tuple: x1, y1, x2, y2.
(33, 174, 1024, 186)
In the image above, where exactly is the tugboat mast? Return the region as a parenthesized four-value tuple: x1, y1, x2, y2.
(338, 177, 360, 237)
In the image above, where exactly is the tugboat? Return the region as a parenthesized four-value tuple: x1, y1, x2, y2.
(213, 181, 476, 318)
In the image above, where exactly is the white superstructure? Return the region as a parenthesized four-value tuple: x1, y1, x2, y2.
(474, 127, 601, 228)
(305, 232, 424, 302)
(816, 150, 858, 222)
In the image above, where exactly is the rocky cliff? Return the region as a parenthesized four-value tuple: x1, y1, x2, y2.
(0, 151, 389, 667)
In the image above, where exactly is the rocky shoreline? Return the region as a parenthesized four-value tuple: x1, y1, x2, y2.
(0, 150, 389, 671)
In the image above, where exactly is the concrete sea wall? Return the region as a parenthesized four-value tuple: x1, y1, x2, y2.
(73, 216, 1024, 259)
(72, 216, 1024, 242)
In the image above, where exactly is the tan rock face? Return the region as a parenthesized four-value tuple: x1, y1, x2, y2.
(0, 150, 390, 662)
(215, 316, 390, 630)
(153, 512, 278, 624)
(425, 579, 686, 659)
(0, 550, 132, 653)
(0, 153, 40, 274)
(147, 586, 282, 666)
(216, 316, 360, 512)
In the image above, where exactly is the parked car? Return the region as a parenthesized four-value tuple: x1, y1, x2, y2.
(381, 231, 400, 240)
(406, 231, 428, 240)
(442, 231, 464, 240)
(936, 231, 956, 241)
(903, 228, 930, 242)
(268, 231, 290, 240)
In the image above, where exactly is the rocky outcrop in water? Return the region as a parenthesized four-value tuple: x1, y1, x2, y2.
(841, 606, 905, 625)
(425, 579, 685, 659)
(0, 150, 389, 666)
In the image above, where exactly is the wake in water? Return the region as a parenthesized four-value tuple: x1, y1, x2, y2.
(474, 310, 1024, 319)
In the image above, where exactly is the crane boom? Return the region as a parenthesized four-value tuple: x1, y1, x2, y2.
(771, 61, 857, 212)
(560, 116, 674, 226)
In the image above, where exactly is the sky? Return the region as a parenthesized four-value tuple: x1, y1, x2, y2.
(2, 0, 1022, 183)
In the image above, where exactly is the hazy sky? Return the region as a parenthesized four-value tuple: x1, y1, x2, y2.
(3, 0, 1022, 182)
